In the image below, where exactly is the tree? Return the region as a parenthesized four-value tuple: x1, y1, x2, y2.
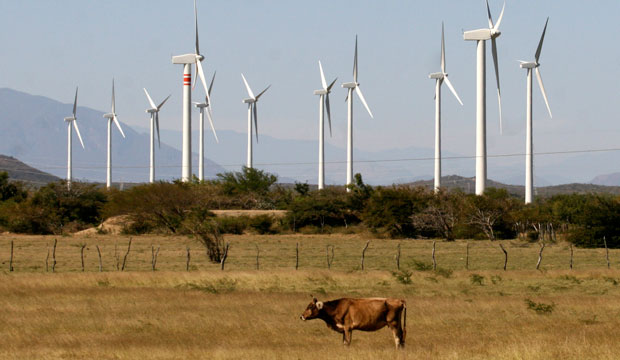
(363, 185, 428, 238)
(0, 172, 27, 202)
(216, 167, 277, 196)
(412, 190, 464, 241)
(464, 188, 518, 241)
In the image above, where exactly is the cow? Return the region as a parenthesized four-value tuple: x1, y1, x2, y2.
(300, 297, 407, 348)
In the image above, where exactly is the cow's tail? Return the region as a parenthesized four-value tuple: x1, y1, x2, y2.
(402, 299, 407, 343)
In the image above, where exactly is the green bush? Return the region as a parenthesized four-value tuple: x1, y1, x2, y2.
(249, 214, 275, 234)
(215, 216, 249, 234)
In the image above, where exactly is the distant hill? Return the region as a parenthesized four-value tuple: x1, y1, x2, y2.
(0, 88, 226, 183)
(0, 154, 59, 185)
(406, 175, 620, 197)
(590, 173, 620, 186)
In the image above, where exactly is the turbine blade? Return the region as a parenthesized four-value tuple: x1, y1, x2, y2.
(194, 0, 200, 55)
(241, 73, 255, 99)
(327, 77, 338, 91)
(113, 115, 126, 138)
(155, 113, 161, 148)
(319, 61, 328, 89)
(256, 85, 271, 100)
(353, 35, 358, 83)
(73, 87, 78, 117)
(253, 104, 259, 143)
(535, 17, 549, 63)
(355, 86, 373, 118)
(535, 67, 552, 118)
(494, 2, 505, 30)
(206, 107, 219, 143)
(73, 121, 85, 149)
(441, 22, 446, 73)
(326, 93, 332, 137)
(208, 71, 216, 96)
(197, 60, 212, 116)
(111, 79, 116, 113)
(444, 76, 463, 106)
(157, 94, 171, 110)
(491, 37, 503, 133)
(486, 0, 494, 29)
(144, 88, 157, 109)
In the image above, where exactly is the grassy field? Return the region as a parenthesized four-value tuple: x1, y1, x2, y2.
(1, 234, 620, 359)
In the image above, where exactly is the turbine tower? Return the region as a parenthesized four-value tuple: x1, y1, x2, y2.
(520, 18, 552, 204)
(429, 23, 464, 193)
(341, 36, 373, 192)
(241, 73, 270, 169)
(143, 89, 171, 183)
(171, 0, 211, 182)
(194, 72, 218, 181)
(102, 79, 126, 189)
(463, 0, 505, 195)
(313, 61, 337, 190)
(63, 87, 85, 189)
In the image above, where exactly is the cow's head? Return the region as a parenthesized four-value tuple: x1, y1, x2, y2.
(300, 297, 323, 321)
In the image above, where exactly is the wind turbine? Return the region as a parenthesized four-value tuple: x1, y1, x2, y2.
(241, 73, 270, 169)
(171, 0, 211, 182)
(463, 0, 505, 195)
(520, 18, 552, 204)
(429, 23, 464, 193)
(102, 79, 126, 189)
(341, 36, 373, 191)
(143, 88, 171, 183)
(194, 72, 218, 181)
(313, 61, 337, 190)
(63, 87, 84, 189)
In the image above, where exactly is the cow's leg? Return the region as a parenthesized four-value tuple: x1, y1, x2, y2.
(388, 319, 405, 349)
(343, 328, 352, 346)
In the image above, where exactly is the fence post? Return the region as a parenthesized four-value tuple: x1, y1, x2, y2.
(569, 244, 573, 270)
(9, 241, 14, 272)
(466, 242, 470, 270)
(186, 246, 191, 271)
(536, 242, 546, 270)
(432, 241, 437, 271)
(80, 244, 86, 272)
(396, 243, 401, 270)
(255, 244, 260, 270)
(96, 245, 103, 272)
(52, 239, 57, 273)
(220, 243, 230, 271)
(295, 242, 299, 270)
(499, 243, 508, 271)
(361, 241, 370, 270)
(121, 238, 132, 271)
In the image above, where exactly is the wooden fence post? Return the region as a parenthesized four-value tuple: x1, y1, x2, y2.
(604, 236, 610, 269)
(45, 247, 50, 272)
(255, 244, 260, 270)
(396, 243, 401, 270)
(52, 239, 57, 273)
(151, 245, 160, 271)
(499, 243, 508, 271)
(121, 238, 132, 271)
(432, 241, 437, 271)
(466, 242, 470, 270)
(114, 241, 120, 271)
(186, 246, 191, 271)
(9, 240, 14, 272)
(326, 245, 334, 269)
(80, 244, 86, 272)
(569, 244, 573, 270)
(220, 243, 230, 271)
(96, 245, 103, 272)
(536, 242, 546, 270)
(295, 242, 299, 270)
(361, 241, 370, 270)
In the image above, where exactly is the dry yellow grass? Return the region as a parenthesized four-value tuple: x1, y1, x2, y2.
(1, 234, 620, 359)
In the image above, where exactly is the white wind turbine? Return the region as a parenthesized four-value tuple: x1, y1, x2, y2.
(102, 79, 126, 189)
(429, 23, 464, 193)
(313, 61, 337, 190)
(193, 72, 218, 181)
(463, 0, 505, 195)
(520, 18, 552, 204)
(341, 36, 373, 191)
(171, 0, 211, 182)
(241, 73, 270, 169)
(143, 88, 171, 183)
(63, 87, 85, 189)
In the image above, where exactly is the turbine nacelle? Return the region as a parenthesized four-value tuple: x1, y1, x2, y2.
(463, 29, 494, 41)
(519, 61, 538, 69)
(103, 113, 114, 119)
(429, 72, 445, 80)
(172, 54, 198, 65)
(194, 102, 209, 109)
(243, 98, 255, 104)
(341, 82, 357, 89)
(64, 117, 76, 122)
(313, 89, 328, 95)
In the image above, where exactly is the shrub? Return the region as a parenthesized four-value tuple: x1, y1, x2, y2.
(249, 214, 275, 234)
(525, 298, 555, 314)
(470, 274, 485, 285)
(391, 270, 413, 285)
(215, 216, 249, 235)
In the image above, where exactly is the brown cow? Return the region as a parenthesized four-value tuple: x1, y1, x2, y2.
(300, 297, 407, 348)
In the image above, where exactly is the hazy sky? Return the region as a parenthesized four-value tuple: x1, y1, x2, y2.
(1, 0, 620, 165)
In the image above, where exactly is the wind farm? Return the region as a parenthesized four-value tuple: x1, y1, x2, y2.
(3, 1, 620, 358)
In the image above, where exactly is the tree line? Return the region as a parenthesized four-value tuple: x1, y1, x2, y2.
(1, 169, 619, 251)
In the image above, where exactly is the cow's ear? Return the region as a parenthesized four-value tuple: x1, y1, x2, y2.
(316, 301, 323, 310)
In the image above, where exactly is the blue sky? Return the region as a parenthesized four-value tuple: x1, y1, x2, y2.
(1, 0, 620, 172)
